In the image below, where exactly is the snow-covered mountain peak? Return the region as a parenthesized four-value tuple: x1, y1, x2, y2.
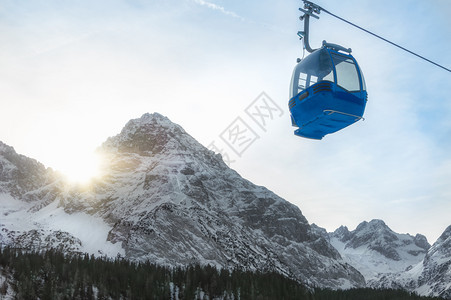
(437, 225, 451, 243)
(126, 112, 180, 133)
(0, 140, 27, 166)
(329, 219, 432, 287)
(101, 113, 196, 157)
(0, 140, 56, 199)
(425, 225, 451, 263)
(355, 219, 388, 233)
(97, 113, 227, 180)
(331, 225, 352, 243)
(0, 140, 14, 153)
(347, 219, 430, 258)
(343, 219, 399, 252)
(413, 234, 430, 251)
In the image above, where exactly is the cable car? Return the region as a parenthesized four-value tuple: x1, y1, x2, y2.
(289, 41, 367, 140)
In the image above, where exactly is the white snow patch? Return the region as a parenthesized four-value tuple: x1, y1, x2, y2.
(0, 194, 124, 257)
(0, 193, 34, 234)
(35, 202, 123, 257)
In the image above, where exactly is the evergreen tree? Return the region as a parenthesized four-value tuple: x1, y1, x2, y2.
(0, 246, 445, 300)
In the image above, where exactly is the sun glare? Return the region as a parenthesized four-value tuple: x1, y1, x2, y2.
(55, 151, 103, 184)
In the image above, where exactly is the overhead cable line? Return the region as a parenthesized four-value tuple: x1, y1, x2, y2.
(302, 0, 451, 73)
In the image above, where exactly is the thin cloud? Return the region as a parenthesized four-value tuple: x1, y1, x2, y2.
(193, 0, 244, 21)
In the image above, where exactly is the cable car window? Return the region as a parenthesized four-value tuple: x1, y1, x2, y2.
(298, 73, 307, 90)
(332, 54, 360, 91)
(295, 73, 318, 95)
(308, 75, 318, 87)
(290, 48, 335, 99)
(297, 73, 318, 93)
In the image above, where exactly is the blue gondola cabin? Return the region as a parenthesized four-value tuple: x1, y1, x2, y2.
(289, 43, 367, 140)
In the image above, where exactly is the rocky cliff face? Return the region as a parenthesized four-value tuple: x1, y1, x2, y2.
(0, 113, 365, 289)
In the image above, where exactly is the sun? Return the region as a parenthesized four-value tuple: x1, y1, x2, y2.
(55, 151, 103, 184)
(21, 114, 108, 185)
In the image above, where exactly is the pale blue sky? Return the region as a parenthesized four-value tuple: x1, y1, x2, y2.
(0, 0, 450, 243)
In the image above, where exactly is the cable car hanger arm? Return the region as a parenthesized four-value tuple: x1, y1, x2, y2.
(297, 1, 321, 53)
(297, 1, 352, 53)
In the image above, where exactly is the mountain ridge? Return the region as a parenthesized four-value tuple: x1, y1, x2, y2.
(1, 113, 364, 289)
(1, 113, 449, 298)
